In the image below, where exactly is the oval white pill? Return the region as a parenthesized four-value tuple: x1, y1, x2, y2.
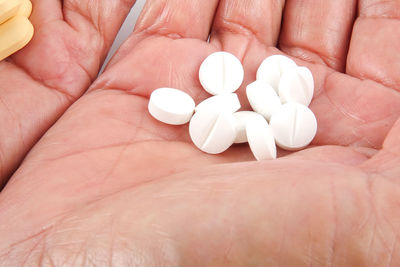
(189, 110, 236, 154)
(279, 66, 314, 106)
(199, 52, 244, 95)
(246, 114, 277, 161)
(246, 80, 282, 121)
(195, 93, 241, 114)
(233, 111, 263, 144)
(148, 88, 195, 125)
(270, 103, 317, 151)
(256, 55, 297, 92)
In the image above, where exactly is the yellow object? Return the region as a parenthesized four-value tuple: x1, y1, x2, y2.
(17, 0, 32, 18)
(0, 0, 23, 24)
(0, 15, 33, 61)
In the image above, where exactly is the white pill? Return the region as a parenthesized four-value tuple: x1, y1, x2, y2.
(270, 103, 317, 151)
(195, 93, 241, 114)
(246, 80, 282, 121)
(233, 111, 261, 144)
(199, 52, 244, 95)
(256, 55, 297, 92)
(189, 110, 236, 154)
(246, 114, 277, 161)
(148, 88, 195, 125)
(279, 66, 314, 106)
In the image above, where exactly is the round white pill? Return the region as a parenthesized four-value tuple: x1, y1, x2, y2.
(195, 93, 241, 114)
(279, 66, 314, 106)
(233, 111, 261, 144)
(189, 109, 236, 154)
(246, 80, 282, 121)
(199, 52, 244, 95)
(256, 55, 297, 92)
(246, 114, 277, 161)
(270, 103, 317, 151)
(148, 88, 195, 125)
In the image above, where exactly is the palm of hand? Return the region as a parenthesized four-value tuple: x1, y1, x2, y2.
(0, 0, 132, 180)
(1, 0, 400, 265)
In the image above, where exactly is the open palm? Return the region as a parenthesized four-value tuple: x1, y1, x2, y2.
(1, 0, 400, 265)
(0, 0, 134, 182)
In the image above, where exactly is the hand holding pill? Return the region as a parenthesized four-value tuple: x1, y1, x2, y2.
(1, 0, 400, 265)
(148, 52, 317, 161)
(0, 0, 34, 61)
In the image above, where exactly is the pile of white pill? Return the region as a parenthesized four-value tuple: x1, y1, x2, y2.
(148, 52, 317, 161)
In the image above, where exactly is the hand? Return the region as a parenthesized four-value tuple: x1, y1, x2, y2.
(1, 0, 400, 265)
(0, 0, 134, 184)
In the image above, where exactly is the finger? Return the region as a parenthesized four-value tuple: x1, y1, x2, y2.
(346, 0, 400, 90)
(28, 0, 62, 25)
(210, 0, 285, 54)
(13, 0, 136, 83)
(207, 0, 285, 109)
(63, 0, 136, 57)
(279, 0, 357, 71)
(106, 0, 220, 68)
(134, 0, 219, 40)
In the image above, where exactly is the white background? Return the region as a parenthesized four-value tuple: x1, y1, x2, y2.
(100, 0, 147, 73)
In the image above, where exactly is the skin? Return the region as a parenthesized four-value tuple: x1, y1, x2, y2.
(0, 0, 400, 265)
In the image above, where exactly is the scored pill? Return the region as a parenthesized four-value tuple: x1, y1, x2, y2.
(199, 51, 244, 95)
(0, 0, 23, 24)
(256, 55, 297, 92)
(195, 93, 241, 114)
(0, 15, 34, 61)
(189, 109, 236, 154)
(246, 114, 277, 161)
(269, 103, 317, 151)
(148, 88, 195, 125)
(279, 66, 314, 107)
(17, 0, 33, 18)
(246, 80, 282, 121)
(233, 111, 261, 144)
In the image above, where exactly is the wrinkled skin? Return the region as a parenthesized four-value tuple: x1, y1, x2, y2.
(0, 0, 400, 265)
